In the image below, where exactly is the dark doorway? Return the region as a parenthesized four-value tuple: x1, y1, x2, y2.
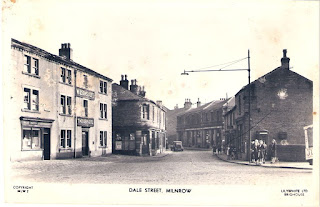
(82, 131, 89, 156)
(43, 128, 51, 160)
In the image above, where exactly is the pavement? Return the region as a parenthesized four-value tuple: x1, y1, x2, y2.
(215, 153, 313, 170)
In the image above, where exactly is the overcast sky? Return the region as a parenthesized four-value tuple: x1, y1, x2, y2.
(2, 0, 319, 109)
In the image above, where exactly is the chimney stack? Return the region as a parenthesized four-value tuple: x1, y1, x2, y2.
(120, 74, 129, 90)
(130, 79, 139, 95)
(59, 43, 73, 60)
(139, 86, 146, 97)
(184, 99, 192, 109)
(281, 49, 290, 69)
(197, 98, 201, 107)
(156, 100, 162, 106)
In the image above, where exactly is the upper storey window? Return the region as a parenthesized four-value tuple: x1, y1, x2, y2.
(24, 55, 39, 76)
(60, 68, 72, 84)
(99, 80, 107, 94)
(141, 104, 149, 120)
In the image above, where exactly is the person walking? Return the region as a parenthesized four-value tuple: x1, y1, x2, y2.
(254, 139, 259, 164)
(258, 140, 265, 164)
(270, 139, 277, 163)
(250, 141, 255, 163)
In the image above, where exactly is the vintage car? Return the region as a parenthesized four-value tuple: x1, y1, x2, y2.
(171, 141, 184, 151)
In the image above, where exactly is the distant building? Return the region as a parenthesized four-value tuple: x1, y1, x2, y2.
(6, 39, 113, 161)
(222, 97, 237, 150)
(166, 99, 192, 145)
(231, 49, 313, 161)
(176, 99, 229, 148)
(112, 75, 167, 156)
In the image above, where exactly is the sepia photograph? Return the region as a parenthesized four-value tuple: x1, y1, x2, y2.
(1, 0, 319, 206)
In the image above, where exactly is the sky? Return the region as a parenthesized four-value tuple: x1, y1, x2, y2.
(2, 0, 319, 109)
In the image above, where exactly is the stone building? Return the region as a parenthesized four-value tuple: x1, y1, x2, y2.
(222, 97, 237, 150)
(5, 39, 113, 161)
(166, 99, 192, 146)
(232, 49, 313, 161)
(112, 75, 167, 156)
(176, 99, 229, 148)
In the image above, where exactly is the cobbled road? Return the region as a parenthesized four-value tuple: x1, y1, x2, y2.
(9, 150, 313, 185)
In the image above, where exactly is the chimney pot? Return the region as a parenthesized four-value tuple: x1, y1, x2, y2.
(281, 49, 290, 69)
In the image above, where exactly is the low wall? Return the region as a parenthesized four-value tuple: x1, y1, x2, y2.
(276, 144, 306, 162)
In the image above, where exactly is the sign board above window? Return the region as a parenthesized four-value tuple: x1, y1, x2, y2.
(77, 117, 94, 127)
(76, 87, 95, 100)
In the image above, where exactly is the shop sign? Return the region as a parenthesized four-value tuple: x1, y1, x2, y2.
(305, 147, 313, 160)
(76, 87, 95, 100)
(77, 117, 94, 127)
(115, 141, 122, 150)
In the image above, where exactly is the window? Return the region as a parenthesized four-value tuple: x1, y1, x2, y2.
(238, 95, 241, 115)
(100, 131, 107, 147)
(100, 103, 107, 119)
(32, 58, 39, 75)
(129, 133, 135, 140)
(152, 106, 155, 121)
(24, 55, 39, 76)
(99, 80, 107, 94)
(61, 68, 72, 84)
(24, 55, 31, 73)
(23, 88, 39, 111)
(61, 68, 66, 83)
(141, 104, 149, 119)
(60, 95, 72, 115)
(83, 100, 88, 117)
(84, 75, 88, 88)
(67, 69, 72, 84)
(60, 130, 72, 148)
(22, 128, 41, 150)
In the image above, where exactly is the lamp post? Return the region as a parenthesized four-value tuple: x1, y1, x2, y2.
(181, 50, 251, 163)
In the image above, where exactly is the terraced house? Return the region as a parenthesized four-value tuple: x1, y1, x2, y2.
(112, 75, 167, 156)
(6, 39, 113, 161)
(176, 98, 229, 148)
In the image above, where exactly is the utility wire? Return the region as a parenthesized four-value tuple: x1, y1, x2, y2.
(187, 57, 248, 71)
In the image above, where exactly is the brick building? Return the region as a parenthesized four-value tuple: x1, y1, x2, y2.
(112, 75, 167, 156)
(232, 49, 313, 161)
(176, 99, 229, 148)
(5, 39, 113, 161)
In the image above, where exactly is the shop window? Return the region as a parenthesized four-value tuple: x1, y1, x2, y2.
(60, 130, 72, 148)
(100, 131, 107, 147)
(129, 133, 135, 140)
(22, 128, 41, 150)
(23, 88, 39, 111)
(99, 80, 107, 94)
(100, 103, 107, 119)
(60, 95, 72, 115)
(83, 100, 88, 117)
(116, 134, 122, 141)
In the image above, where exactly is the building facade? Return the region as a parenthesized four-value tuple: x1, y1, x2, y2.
(112, 75, 167, 156)
(230, 50, 313, 161)
(6, 39, 113, 161)
(176, 99, 228, 148)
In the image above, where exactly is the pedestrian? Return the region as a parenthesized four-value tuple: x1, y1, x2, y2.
(217, 143, 221, 154)
(250, 141, 255, 163)
(212, 143, 216, 155)
(254, 139, 259, 164)
(227, 145, 231, 160)
(258, 140, 265, 164)
(270, 139, 277, 163)
(263, 141, 267, 164)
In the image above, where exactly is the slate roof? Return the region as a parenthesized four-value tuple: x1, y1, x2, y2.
(11, 38, 112, 82)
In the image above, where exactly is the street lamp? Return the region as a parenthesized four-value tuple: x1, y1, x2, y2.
(181, 50, 251, 163)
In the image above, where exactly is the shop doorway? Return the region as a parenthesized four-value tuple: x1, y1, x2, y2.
(82, 131, 89, 156)
(43, 128, 51, 160)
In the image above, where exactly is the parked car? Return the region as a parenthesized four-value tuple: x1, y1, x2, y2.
(171, 141, 184, 151)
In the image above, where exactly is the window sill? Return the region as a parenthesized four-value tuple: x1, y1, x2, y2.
(59, 148, 73, 151)
(98, 92, 108, 96)
(99, 118, 108, 121)
(22, 72, 40, 79)
(59, 113, 73, 117)
(21, 149, 43, 151)
(59, 82, 73, 87)
(99, 146, 107, 148)
(21, 109, 40, 114)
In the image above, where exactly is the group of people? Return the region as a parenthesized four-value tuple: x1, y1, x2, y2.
(251, 139, 277, 164)
(251, 139, 267, 164)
